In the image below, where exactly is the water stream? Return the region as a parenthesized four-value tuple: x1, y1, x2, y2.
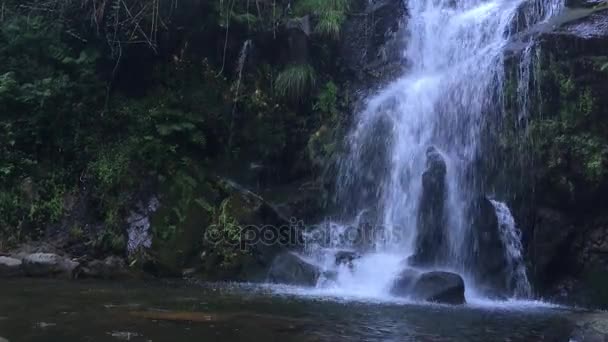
(303, 0, 564, 300)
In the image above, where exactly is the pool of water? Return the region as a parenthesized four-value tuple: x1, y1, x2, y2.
(0, 279, 589, 341)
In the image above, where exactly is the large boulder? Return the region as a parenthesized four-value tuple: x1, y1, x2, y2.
(21, 253, 79, 278)
(469, 197, 510, 296)
(0, 256, 23, 277)
(411, 147, 448, 266)
(80, 256, 129, 279)
(390, 267, 423, 297)
(267, 252, 320, 287)
(410, 271, 466, 305)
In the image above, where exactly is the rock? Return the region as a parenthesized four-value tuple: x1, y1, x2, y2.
(410, 271, 466, 305)
(334, 250, 361, 267)
(81, 256, 128, 279)
(469, 196, 510, 296)
(285, 16, 310, 64)
(267, 252, 320, 286)
(203, 179, 300, 281)
(390, 268, 423, 297)
(566, 0, 607, 8)
(570, 312, 608, 342)
(411, 147, 448, 266)
(0, 337, 9, 342)
(286, 15, 311, 36)
(530, 208, 577, 286)
(0, 256, 23, 277)
(341, 0, 407, 86)
(22, 253, 79, 278)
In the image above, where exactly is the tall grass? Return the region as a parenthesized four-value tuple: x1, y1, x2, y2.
(274, 64, 316, 100)
(295, 0, 350, 38)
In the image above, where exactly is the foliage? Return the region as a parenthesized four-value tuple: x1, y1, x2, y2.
(0, 0, 343, 273)
(205, 196, 250, 270)
(274, 64, 316, 100)
(295, 0, 350, 38)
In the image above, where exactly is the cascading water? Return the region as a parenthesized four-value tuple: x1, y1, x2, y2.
(489, 200, 532, 298)
(299, 0, 564, 300)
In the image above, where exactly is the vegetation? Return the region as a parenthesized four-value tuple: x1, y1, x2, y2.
(0, 0, 348, 275)
(274, 64, 316, 100)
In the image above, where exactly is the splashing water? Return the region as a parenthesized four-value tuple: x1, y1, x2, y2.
(303, 0, 564, 300)
(489, 200, 532, 298)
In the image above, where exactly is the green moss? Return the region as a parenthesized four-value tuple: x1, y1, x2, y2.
(149, 169, 216, 275)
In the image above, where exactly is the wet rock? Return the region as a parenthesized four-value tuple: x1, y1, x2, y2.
(570, 312, 608, 342)
(411, 147, 448, 266)
(22, 253, 79, 278)
(567, 0, 607, 8)
(410, 271, 466, 305)
(341, 0, 407, 87)
(470, 196, 510, 296)
(390, 268, 423, 297)
(285, 16, 310, 64)
(81, 256, 128, 279)
(267, 252, 320, 286)
(531, 208, 577, 284)
(334, 250, 361, 267)
(0, 256, 23, 277)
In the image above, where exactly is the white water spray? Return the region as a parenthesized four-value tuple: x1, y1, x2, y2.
(303, 0, 564, 300)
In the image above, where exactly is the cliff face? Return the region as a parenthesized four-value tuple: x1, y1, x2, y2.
(517, 6, 608, 306)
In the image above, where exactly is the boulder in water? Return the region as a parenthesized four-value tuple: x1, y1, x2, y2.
(81, 256, 129, 279)
(409, 271, 466, 305)
(411, 147, 448, 266)
(390, 268, 423, 297)
(335, 250, 361, 268)
(22, 253, 79, 278)
(267, 252, 320, 287)
(470, 196, 510, 295)
(0, 256, 23, 277)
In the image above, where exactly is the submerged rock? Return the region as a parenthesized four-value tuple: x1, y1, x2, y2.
(391, 268, 465, 305)
(22, 253, 79, 278)
(0, 256, 23, 277)
(267, 252, 320, 287)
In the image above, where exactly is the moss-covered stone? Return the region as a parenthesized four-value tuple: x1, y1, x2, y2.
(148, 168, 218, 276)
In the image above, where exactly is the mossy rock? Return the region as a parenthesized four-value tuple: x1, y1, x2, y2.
(149, 171, 220, 276)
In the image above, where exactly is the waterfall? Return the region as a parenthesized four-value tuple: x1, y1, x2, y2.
(303, 0, 564, 299)
(489, 200, 532, 298)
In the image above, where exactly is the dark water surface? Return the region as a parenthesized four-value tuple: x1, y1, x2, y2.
(0, 279, 585, 341)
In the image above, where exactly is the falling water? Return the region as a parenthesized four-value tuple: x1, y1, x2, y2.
(300, 0, 564, 299)
(489, 200, 532, 297)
